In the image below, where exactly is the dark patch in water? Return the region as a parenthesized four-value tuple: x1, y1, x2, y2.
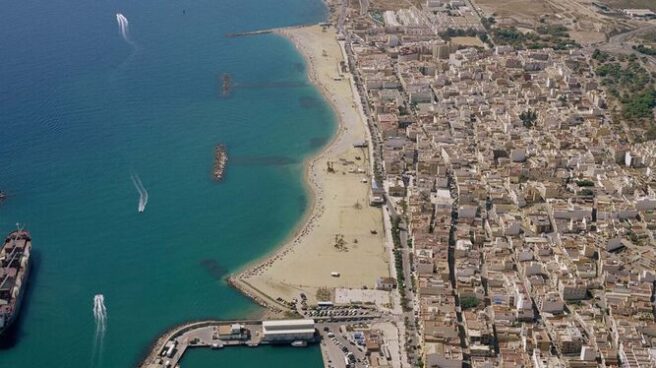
(199, 259, 227, 280)
(234, 81, 306, 89)
(298, 194, 307, 213)
(299, 96, 320, 109)
(232, 156, 298, 166)
(309, 137, 328, 148)
(293, 62, 305, 72)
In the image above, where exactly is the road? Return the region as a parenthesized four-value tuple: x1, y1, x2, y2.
(319, 322, 368, 368)
(335, 0, 418, 365)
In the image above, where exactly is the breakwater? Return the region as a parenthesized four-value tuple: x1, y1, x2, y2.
(138, 319, 318, 368)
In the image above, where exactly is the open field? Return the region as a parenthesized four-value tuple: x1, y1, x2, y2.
(474, 0, 558, 25)
(451, 36, 485, 47)
(474, 0, 637, 35)
(604, 0, 656, 11)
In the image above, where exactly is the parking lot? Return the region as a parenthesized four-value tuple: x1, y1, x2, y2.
(335, 288, 391, 306)
(318, 323, 368, 368)
(304, 305, 379, 320)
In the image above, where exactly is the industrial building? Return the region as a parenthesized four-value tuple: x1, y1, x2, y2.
(261, 319, 316, 343)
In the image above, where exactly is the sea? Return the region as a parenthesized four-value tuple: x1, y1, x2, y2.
(0, 0, 334, 367)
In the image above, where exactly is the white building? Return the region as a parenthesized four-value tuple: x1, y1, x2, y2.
(262, 319, 316, 343)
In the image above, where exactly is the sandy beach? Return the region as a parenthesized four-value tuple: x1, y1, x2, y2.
(230, 25, 389, 308)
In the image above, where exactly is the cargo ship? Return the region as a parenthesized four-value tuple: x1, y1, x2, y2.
(0, 229, 31, 337)
(213, 144, 228, 181)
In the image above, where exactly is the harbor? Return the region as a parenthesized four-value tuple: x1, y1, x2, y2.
(139, 319, 319, 368)
(138, 311, 400, 368)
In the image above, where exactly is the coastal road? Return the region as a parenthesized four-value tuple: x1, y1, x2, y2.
(386, 200, 419, 367)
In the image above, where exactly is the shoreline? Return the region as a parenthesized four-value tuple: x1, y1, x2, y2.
(229, 23, 389, 310)
(228, 24, 347, 311)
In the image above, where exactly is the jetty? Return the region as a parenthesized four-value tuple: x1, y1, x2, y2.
(224, 23, 316, 38)
(138, 319, 318, 368)
(212, 145, 228, 181)
(220, 73, 232, 97)
(225, 29, 273, 38)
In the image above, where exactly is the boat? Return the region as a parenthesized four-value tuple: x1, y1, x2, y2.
(0, 191, 6, 201)
(0, 229, 31, 337)
(212, 144, 228, 181)
(291, 340, 308, 347)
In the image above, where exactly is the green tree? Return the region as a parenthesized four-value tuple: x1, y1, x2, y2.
(461, 296, 480, 309)
(519, 109, 538, 128)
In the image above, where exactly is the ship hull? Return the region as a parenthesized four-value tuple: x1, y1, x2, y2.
(0, 231, 31, 339)
(0, 260, 29, 338)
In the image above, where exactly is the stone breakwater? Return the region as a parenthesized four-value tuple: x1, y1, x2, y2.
(213, 144, 228, 181)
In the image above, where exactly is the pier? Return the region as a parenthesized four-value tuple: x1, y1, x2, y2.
(224, 23, 318, 38)
(138, 319, 318, 368)
(225, 29, 273, 38)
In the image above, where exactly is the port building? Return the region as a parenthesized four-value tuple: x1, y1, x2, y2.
(261, 319, 316, 342)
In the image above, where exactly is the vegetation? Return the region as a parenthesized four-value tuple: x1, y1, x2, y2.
(575, 179, 595, 187)
(491, 26, 579, 50)
(438, 27, 486, 41)
(493, 27, 529, 46)
(481, 16, 495, 30)
(592, 49, 612, 63)
(460, 295, 480, 309)
(633, 44, 656, 56)
(623, 89, 656, 120)
(520, 109, 538, 128)
(316, 287, 331, 301)
(391, 215, 412, 311)
(592, 50, 656, 123)
(579, 188, 594, 197)
(536, 24, 568, 38)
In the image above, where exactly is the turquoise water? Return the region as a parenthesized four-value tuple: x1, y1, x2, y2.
(182, 345, 325, 367)
(0, 0, 332, 367)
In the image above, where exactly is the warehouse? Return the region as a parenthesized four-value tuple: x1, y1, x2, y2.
(261, 319, 316, 343)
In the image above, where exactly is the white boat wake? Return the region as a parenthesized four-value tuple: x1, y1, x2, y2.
(91, 294, 108, 366)
(115, 13, 132, 45)
(93, 294, 107, 333)
(131, 173, 149, 213)
(112, 12, 139, 73)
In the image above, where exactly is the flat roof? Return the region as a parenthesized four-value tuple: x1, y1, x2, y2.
(263, 329, 316, 335)
(262, 319, 315, 328)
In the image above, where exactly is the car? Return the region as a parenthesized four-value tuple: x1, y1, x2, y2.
(341, 346, 349, 353)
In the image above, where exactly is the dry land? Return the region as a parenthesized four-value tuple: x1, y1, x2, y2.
(475, 0, 557, 25)
(605, 0, 656, 11)
(451, 36, 485, 47)
(231, 25, 390, 307)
